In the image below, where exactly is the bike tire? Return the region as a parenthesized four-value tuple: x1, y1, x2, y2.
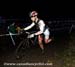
(15, 38, 30, 59)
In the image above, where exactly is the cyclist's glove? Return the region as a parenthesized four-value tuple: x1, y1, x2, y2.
(27, 33, 35, 38)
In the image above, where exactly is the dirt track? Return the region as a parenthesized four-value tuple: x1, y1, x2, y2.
(0, 33, 75, 67)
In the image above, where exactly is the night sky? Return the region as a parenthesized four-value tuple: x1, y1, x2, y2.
(0, 0, 75, 20)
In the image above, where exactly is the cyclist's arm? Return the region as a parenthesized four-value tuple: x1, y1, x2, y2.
(24, 22, 35, 30)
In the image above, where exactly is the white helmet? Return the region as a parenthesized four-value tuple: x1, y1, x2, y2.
(29, 11, 38, 17)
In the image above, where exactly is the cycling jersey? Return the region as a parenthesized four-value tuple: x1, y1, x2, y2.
(24, 19, 50, 39)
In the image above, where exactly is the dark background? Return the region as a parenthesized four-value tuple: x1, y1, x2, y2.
(0, 0, 75, 35)
(0, 0, 75, 20)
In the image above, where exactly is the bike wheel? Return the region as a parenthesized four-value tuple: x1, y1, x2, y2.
(15, 38, 30, 59)
(23, 38, 30, 48)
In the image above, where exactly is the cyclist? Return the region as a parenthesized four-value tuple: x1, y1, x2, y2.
(23, 11, 52, 53)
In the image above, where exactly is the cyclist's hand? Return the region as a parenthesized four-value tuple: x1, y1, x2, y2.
(18, 28, 25, 35)
(27, 34, 34, 38)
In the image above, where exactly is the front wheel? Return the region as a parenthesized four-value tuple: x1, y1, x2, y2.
(15, 38, 30, 59)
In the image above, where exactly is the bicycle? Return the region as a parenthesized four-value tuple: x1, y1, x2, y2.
(15, 31, 38, 59)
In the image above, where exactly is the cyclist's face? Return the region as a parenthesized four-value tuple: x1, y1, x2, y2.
(31, 16, 36, 22)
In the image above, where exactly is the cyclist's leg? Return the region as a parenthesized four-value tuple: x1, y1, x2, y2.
(44, 35, 52, 44)
(38, 35, 44, 51)
(44, 29, 52, 44)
